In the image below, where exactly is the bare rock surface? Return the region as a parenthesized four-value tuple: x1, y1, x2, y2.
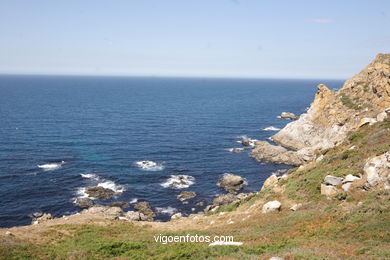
(270, 54, 390, 162)
(85, 186, 115, 200)
(364, 151, 390, 189)
(134, 201, 156, 221)
(217, 173, 245, 193)
(251, 141, 304, 166)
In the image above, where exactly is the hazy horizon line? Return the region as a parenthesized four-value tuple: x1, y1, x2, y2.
(0, 72, 345, 82)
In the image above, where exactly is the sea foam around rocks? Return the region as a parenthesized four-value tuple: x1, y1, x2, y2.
(135, 160, 165, 171)
(160, 175, 195, 189)
(262, 126, 280, 131)
(75, 174, 125, 202)
(155, 206, 178, 215)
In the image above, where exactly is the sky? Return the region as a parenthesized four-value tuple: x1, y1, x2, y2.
(0, 0, 389, 79)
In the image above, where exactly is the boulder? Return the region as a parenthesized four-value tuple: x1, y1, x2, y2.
(217, 173, 245, 193)
(32, 213, 53, 224)
(241, 139, 251, 146)
(110, 201, 130, 209)
(324, 175, 343, 186)
(134, 201, 156, 221)
(170, 213, 182, 221)
(212, 193, 237, 206)
(251, 141, 304, 166)
(195, 201, 205, 207)
(280, 112, 298, 120)
(262, 201, 281, 213)
(342, 174, 361, 183)
(124, 211, 142, 221)
(75, 198, 94, 208)
(364, 151, 390, 189)
(342, 183, 352, 192)
(177, 191, 197, 202)
(85, 186, 115, 200)
(261, 174, 279, 191)
(321, 184, 339, 197)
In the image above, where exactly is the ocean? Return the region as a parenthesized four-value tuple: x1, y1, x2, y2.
(0, 75, 343, 227)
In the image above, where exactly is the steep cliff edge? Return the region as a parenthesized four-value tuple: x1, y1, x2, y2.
(253, 53, 390, 165)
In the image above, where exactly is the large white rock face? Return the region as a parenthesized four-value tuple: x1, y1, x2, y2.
(262, 200, 281, 213)
(269, 54, 390, 163)
(364, 151, 390, 189)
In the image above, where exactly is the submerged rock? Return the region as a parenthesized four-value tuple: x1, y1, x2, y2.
(177, 191, 197, 202)
(75, 198, 94, 208)
(217, 173, 245, 193)
(85, 186, 115, 200)
(110, 201, 130, 209)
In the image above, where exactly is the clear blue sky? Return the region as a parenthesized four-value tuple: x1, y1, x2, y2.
(0, 0, 389, 79)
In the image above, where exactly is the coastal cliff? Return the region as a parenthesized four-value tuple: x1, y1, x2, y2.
(1, 54, 389, 259)
(253, 53, 390, 165)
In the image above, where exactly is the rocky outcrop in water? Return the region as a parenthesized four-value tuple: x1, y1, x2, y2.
(75, 198, 94, 208)
(217, 173, 245, 193)
(177, 191, 197, 202)
(134, 201, 156, 221)
(85, 186, 115, 200)
(279, 112, 298, 120)
(252, 54, 390, 165)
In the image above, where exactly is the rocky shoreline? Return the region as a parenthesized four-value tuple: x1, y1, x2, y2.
(5, 53, 390, 230)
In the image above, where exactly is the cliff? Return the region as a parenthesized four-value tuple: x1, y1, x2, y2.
(253, 53, 390, 165)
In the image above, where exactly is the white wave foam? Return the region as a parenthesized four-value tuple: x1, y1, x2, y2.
(160, 175, 195, 189)
(155, 206, 178, 215)
(80, 173, 100, 180)
(97, 180, 125, 193)
(75, 187, 88, 199)
(237, 136, 258, 147)
(129, 198, 138, 204)
(226, 148, 245, 153)
(37, 161, 65, 170)
(135, 160, 165, 171)
(262, 126, 280, 131)
(74, 177, 124, 202)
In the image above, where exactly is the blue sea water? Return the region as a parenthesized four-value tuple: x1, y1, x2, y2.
(0, 75, 343, 227)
